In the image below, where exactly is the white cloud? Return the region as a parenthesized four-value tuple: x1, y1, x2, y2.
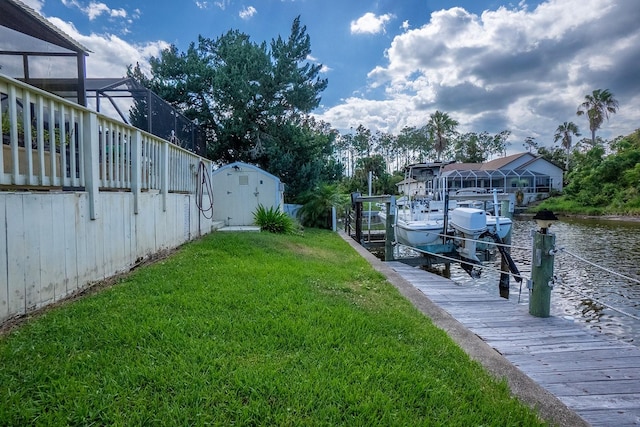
(239, 6, 257, 20)
(110, 8, 127, 19)
(350, 12, 394, 35)
(214, 0, 231, 10)
(47, 17, 169, 78)
(319, 0, 640, 149)
(85, 2, 110, 20)
(195, 1, 210, 9)
(61, 0, 131, 21)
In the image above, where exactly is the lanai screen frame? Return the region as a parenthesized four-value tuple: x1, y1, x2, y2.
(0, 0, 89, 106)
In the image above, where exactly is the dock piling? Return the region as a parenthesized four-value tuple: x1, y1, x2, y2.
(499, 199, 513, 299)
(529, 210, 559, 317)
(384, 197, 396, 261)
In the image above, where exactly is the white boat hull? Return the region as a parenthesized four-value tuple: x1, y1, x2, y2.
(378, 210, 444, 247)
(486, 215, 512, 239)
(394, 219, 443, 247)
(379, 204, 511, 249)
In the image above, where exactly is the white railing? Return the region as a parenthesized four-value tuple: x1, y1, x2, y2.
(1, 74, 210, 216)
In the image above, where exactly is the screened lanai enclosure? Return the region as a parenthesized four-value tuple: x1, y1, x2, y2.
(0, 0, 88, 105)
(1, 0, 205, 163)
(441, 169, 553, 194)
(85, 78, 206, 156)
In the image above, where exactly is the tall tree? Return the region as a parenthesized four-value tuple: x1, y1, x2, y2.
(523, 136, 538, 153)
(453, 132, 484, 163)
(553, 121, 580, 171)
(426, 111, 458, 161)
(136, 17, 330, 200)
(374, 131, 397, 173)
(261, 117, 341, 201)
(334, 133, 353, 176)
(352, 124, 373, 158)
(576, 89, 619, 146)
(454, 131, 510, 163)
(143, 16, 327, 162)
(269, 17, 328, 121)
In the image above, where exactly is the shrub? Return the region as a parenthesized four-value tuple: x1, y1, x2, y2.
(253, 205, 297, 234)
(296, 183, 349, 229)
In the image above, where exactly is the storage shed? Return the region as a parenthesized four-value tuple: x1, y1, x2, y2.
(212, 162, 285, 226)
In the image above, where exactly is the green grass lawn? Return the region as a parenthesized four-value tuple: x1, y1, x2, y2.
(0, 230, 545, 426)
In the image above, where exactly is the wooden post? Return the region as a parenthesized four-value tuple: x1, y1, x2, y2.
(529, 231, 556, 317)
(499, 200, 512, 299)
(82, 111, 99, 220)
(130, 130, 141, 214)
(384, 197, 396, 261)
(8, 85, 19, 185)
(161, 141, 169, 212)
(355, 201, 362, 244)
(331, 206, 337, 232)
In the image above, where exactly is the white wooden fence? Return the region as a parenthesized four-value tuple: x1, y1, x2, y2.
(1, 74, 216, 324)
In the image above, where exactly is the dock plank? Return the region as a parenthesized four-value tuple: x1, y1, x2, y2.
(387, 261, 640, 427)
(528, 368, 640, 383)
(545, 379, 640, 396)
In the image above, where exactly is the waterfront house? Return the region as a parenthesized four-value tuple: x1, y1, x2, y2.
(441, 152, 563, 205)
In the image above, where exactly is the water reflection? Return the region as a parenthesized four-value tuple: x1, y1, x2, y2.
(437, 216, 640, 345)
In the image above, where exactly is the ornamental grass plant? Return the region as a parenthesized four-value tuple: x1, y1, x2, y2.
(253, 204, 298, 234)
(0, 230, 545, 426)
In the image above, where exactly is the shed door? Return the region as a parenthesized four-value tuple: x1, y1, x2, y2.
(225, 172, 257, 226)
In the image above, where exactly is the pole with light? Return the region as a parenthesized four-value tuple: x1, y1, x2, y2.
(529, 209, 559, 317)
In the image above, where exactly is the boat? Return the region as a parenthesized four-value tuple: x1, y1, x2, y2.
(376, 163, 451, 248)
(485, 212, 512, 239)
(378, 199, 445, 247)
(454, 200, 512, 239)
(447, 205, 519, 279)
(379, 162, 515, 260)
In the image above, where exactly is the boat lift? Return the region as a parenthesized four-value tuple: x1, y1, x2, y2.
(346, 191, 522, 298)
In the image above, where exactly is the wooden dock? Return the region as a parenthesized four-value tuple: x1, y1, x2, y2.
(387, 261, 640, 427)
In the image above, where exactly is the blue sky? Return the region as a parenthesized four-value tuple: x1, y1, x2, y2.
(19, 0, 640, 153)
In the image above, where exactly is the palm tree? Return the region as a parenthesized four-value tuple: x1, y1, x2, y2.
(576, 89, 619, 146)
(553, 121, 580, 171)
(427, 110, 458, 161)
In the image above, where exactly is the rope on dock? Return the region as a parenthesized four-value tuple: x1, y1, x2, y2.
(554, 280, 640, 322)
(409, 247, 533, 283)
(413, 247, 640, 321)
(551, 248, 640, 321)
(398, 232, 640, 321)
(425, 231, 531, 251)
(557, 248, 640, 285)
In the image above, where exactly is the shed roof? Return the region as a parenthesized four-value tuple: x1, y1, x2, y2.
(212, 162, 281, 182)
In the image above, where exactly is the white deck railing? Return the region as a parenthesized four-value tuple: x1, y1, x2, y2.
(1, 74, 210, 218)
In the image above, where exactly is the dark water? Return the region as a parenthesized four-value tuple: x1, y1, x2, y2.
(437, 217, 640, 345)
